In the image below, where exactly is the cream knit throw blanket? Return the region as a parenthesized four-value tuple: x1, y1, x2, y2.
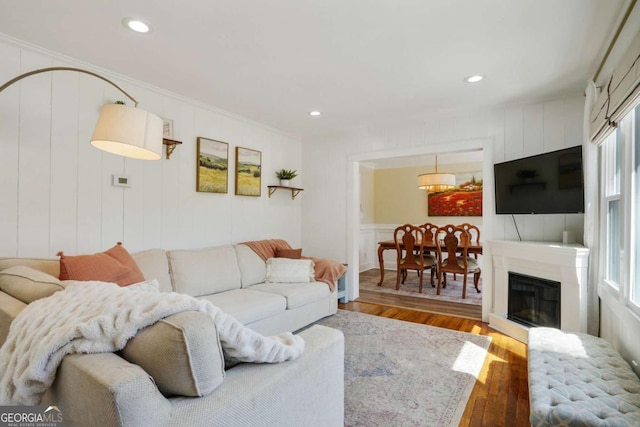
(0, 281, 305, 405)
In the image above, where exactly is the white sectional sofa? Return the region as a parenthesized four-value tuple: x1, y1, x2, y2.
(0, 243, 339, 341)
(0, 243, 344, 426)
(161, 243, 338, 336)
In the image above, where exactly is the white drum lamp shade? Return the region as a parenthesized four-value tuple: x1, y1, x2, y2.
(418, 173, 456, 192)
(91, 104, 163, 160)
(417, 155, 456, 192)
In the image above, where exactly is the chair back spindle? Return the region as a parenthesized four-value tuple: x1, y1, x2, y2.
(459, 223, 480, 259)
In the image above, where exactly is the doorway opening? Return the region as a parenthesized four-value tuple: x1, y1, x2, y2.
(346, 138, 494, 321)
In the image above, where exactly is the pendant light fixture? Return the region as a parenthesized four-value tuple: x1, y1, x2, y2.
(417, 155, 456, 192)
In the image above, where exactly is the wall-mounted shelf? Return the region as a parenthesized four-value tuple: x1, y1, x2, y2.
(267, 185, 304, 200)
(162, 138, 183, 159)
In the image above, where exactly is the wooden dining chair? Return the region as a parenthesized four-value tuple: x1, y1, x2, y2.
(419, 223, 439, 249)
(435, 224, 481, 299)
(459, 223, 480, 260)
(393, 224, 435, 293)
(417, 223, 439, 284)
(449, 223, 481, 280)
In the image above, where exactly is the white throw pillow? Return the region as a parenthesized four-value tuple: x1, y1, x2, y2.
(265, 258, 315, 283)
(128, 278, 161, 292)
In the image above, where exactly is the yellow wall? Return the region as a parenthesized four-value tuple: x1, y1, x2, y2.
(360, 165, 375, 224)
(373, 162, 483, 226)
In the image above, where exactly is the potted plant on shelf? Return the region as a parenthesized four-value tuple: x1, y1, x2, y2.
(275, 169, 298, 187)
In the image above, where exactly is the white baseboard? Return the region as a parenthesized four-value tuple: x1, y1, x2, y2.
(359, 262, 375, 273)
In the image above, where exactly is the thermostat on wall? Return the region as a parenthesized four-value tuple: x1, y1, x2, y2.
(112, 174, 131, 187)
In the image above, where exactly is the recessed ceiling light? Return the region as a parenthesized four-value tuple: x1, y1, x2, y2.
(465, 75, 484, 83)
(122, 18, 152, 33)
(309, 111, 321, 116)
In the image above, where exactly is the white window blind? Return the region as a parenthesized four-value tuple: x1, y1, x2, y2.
(590, 29, 640, 143)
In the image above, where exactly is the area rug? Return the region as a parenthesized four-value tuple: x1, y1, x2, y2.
(360, 269, 482, 306)
(316, 310, 491, 427)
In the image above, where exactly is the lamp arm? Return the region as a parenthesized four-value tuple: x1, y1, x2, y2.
(0, 67, 139, 107)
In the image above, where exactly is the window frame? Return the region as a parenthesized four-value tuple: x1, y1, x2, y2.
(629, 109, 640, 311)
(599, 105, 640, 317)
(599, 130, 622, 291)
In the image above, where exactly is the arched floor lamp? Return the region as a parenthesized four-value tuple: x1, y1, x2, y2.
(0, 67, 163, 160)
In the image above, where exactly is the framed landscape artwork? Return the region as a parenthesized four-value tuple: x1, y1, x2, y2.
(196, 137, 228, 193)
(235, 147, 261, 196)
(427, 171, 482, 216)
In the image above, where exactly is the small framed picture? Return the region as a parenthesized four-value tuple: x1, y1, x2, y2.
(235, 147, 262, 197)
(197, 137, 229, 193)
(163, 119, 174, 139)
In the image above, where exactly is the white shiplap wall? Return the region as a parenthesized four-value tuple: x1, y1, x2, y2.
(302, 97, 585, 263)
(0, 38, 303, 258)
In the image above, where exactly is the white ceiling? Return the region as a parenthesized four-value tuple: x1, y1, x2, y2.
(0, 0, 627, 136)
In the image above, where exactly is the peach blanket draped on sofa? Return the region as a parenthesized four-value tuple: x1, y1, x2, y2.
(241, 239, 346, 292)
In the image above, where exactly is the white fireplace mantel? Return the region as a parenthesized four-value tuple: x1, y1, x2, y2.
(487, 240, 589, 343)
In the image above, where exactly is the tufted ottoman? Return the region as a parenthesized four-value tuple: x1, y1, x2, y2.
(528, 327, 640, 426)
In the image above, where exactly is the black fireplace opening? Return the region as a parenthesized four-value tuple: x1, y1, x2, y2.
(508, 272, 560, 328)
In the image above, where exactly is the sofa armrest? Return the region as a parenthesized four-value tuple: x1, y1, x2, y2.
(167, 324, 345, 427)
(42, 352, 171, 427)
(0, 291, 26, 345)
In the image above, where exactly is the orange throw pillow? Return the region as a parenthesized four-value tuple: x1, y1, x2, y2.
(275, 248, 303, 259)
(58, 242, 145, 286)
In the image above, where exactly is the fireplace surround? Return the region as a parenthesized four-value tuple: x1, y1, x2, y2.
(487, 240, 589, 343)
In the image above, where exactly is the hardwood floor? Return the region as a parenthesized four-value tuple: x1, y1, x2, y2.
(357, 289, 482, 320)
(338, 300, 530, 427)
(358, 269, 482, 320)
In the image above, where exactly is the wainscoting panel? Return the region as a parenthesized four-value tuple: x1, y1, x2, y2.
(76, 73, 106, 255)
(50, 63, 80, 256)
(359, 228, 375, 272)
(17, 50, 52, 257)
(0, 42, 21, 256)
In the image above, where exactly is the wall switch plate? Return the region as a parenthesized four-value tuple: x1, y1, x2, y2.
(112, 174, 131, 187)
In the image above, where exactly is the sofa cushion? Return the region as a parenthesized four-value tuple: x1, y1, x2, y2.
(0, 258, 60, 278)
(275, 248, 302, 259)
(58, 243, 145, 286)
(132, 249, 172, 292)
(120, 311, 225, 397)
(234, 244, 267, 288)
(265, 258, 314, 283)
(199, 289, 286, 324)
(0, 292, 26, 346)
(249, 282, 331, 309)
(0, 266, 66, 303)
(169, 246, 241, 297)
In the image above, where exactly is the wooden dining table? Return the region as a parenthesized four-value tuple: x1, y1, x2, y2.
(376, 239, 483, 286)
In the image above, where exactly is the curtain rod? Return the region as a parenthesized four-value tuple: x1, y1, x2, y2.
(592, 0, 637, 83)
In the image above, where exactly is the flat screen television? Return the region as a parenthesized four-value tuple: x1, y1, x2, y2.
(494, 146, 584, 214)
